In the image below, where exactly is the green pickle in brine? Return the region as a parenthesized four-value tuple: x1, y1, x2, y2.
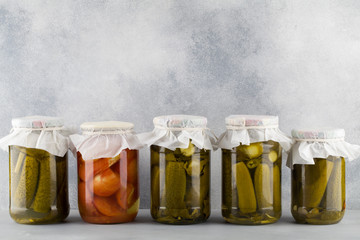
(151, 142, 210, 224)
(13, 155, 39, 209)
(9, 146, 69, 224)
(222, 141, 282, 224)
(291, 156, 345, 224)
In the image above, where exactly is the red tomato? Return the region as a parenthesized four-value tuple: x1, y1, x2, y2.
(92, 168, 120, 197)
(119, 149, 138, 185)
(126, 157, 138, 184)
(78, 155, 111, 181)
(126, 149, 138, 162)
(93, 195, 124, 217)
(77, 151, 84, 163)
(114, 212, 137, 223)
(78, 161, 86, 182)
(81, 214, 137, 224)
(120, 149, 138, 163)
(111, 161, 120, 175)
(78, 181, 102, 217)
(116, 183, 137, 210)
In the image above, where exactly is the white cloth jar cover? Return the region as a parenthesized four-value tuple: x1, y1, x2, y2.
(70, 121, 142, 161)
(287, 128, 360, 167)
(137, 115, 217, 150)
(217, 115, 293, 151)
(0, 116, 71, 157)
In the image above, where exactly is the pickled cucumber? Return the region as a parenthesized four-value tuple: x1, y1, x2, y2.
(307, 208, 320, 218)
(31, 155, 56, 213)
(9, 146, 69, 224)
(165, 152, 176, 162)
(151, 145, 210, 224)
(302, 159, 334, 208)
(233, 162, 257, 213)
(238, 143, 263, 159)
(246, 157, 261, 169)
(184, 160, 209, 217)
(14, 151, 25, 174)
(255, 163, 272, 209)
(18, 147, 48, 159)
(273, 165, 281, 212)
(320, 210, 343, 221)
(180, 142, 195, 157)
(291, 157, 345, 224)
(200, 162, 210, 204)
(151, 150, 160, 166)
(185, 179, 200, 207)
(184, 156, 205, 207)
(56, 155, 67, 188)
(222, 150, 233, 210)
(14, 156, 39, 208)
(222, 140, 282, 224)
(55, 156, 69, 214)
(184, 156, 206, 176)
(151, 166, 160, 207)
(324, 157, 344, 211)
(267, 150, 278, 163)
(10, 149, 26, 196)
(164, 161, 186, 210)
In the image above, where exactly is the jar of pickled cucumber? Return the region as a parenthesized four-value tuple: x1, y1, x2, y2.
(70, 121, 142, 224)
(138, 115, 216, 224)
(217, 115, 293, 225)
(0, 116, 71, 224)
(288, 128, 360, 225)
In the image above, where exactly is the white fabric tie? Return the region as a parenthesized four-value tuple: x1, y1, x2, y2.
(12, 127, 64, 131)
(82, 130, 134, 135)
(294, 138, 345, 142)
(226, 125, 279, 130)
(155, 126, 208, 131)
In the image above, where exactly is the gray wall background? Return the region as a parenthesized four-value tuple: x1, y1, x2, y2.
(1, 0, 360, 211)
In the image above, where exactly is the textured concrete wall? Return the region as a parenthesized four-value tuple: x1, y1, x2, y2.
(1, 0, 360, 210)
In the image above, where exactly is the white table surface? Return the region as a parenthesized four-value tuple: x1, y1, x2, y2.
(1, 209, 360, 240)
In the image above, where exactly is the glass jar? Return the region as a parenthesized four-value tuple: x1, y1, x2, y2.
(291, 156, 345, 224)
(288, 128, 360, 225)
(2, 116, 70, 224)
(138, 115, 216, 224)
(9, 146, 69, 224)
(218, 115, 292, 225)
(73, 121, 140, 224)
(222, 141, 282, 224)
(150, 142, 210, 224)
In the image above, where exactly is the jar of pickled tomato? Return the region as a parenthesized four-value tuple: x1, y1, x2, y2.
(70, 121, 141, 224)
